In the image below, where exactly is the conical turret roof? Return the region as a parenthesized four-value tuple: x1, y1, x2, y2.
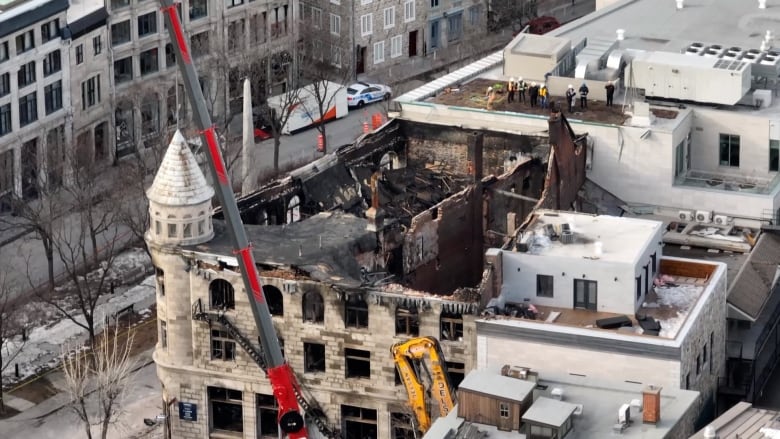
(147, 130, 214, 206)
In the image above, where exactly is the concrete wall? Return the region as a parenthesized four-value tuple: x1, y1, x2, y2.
(501, 251, 638, 314)
(477, 333, 683, 388)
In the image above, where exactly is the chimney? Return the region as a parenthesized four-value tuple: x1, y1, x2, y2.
(467, 132, 484, 183)
(642, 385, 662, 424)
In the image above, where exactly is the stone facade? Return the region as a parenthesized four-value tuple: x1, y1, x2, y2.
(0, 0, 72, 206)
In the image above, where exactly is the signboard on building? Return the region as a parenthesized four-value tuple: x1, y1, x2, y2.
(179, 402, 197, 421)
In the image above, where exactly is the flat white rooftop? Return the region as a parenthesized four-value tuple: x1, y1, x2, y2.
(425, 372, 700, 439)
(523, 210, 661, 265)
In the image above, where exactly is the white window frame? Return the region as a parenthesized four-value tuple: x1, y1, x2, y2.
(360, 14, 373, 37)
(312, 7, 322, 29)
(430, 0, 439, 8)
(384, 7, 395, 29)
(404, 0, 415, 22)
(361, 0, 371, 4)
(390, 35, 402, 58)
(330, 13, 341, 36)
(330, 0, 339, 4)
(373, 40, 385, 64)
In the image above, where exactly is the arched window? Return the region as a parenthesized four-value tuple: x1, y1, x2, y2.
(345, 295, 368, 328)
(210, 279, 235, 309)
(395, 306, 419, 336)
(263, 285, 284, 316)
(287, 195, 300, 223)
(302, 290, 324, 323)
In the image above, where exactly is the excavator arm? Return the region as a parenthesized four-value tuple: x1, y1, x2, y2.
(391, 337, 457, 433)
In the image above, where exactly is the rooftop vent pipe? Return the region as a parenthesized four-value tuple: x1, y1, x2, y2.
(759, 0, 767, 8)
(616, 29, 625, 41)
(676, 0, 684, 9)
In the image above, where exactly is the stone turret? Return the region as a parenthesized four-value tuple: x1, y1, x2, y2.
(146, 130, 214, 369)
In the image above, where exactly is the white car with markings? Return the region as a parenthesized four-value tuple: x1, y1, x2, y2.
(346, 82, 392, 108)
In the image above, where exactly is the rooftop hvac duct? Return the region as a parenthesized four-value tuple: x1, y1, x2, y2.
(702, 45, 724, 58)
(685, 42, 704, 55)
(723, 46, 743, 60)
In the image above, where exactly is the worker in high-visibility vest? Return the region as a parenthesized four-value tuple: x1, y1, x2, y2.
(507, 77, 516, 103)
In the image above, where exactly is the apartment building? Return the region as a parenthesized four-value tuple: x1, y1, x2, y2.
(0, 0, 71, 209)
(107, 0, 298, 159)
(299, 0, 490, 82)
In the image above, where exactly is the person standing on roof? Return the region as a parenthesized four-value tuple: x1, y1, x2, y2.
(565, 84, 576, 113)
(529, 82, 539, 107)
(517, 77, 527, 104)
(539, 84, 548, 109)
(605, 80, 616, 107)
(579, 82, 589, 109)
(507, 77, 516, 103)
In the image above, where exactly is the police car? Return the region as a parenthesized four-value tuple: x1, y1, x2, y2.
(346, 82, 392, 108)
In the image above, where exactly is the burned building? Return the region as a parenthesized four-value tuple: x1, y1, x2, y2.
(148, 109, 587, 438)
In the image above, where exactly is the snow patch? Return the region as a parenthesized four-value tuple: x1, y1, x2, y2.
(646, 283, 703, 338)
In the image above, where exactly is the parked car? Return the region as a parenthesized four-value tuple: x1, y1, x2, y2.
(346, 82, 392, 108)
(252, 112, 273, 140)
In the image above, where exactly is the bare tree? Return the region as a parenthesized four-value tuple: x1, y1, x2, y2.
(0, 273, 25, 415)
(41, 150, 124, 347)
(257, 84, 301, 172)
(488, 0, 538, 32)
(61, 326, 136, 439)
(294, 31, 353, 154)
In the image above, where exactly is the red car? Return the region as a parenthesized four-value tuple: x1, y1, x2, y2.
(254, 127, 272, 141)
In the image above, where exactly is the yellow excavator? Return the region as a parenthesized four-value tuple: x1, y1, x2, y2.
(391, 336, 457, 433)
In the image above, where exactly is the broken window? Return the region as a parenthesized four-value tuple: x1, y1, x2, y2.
(302, 290, 324, 323)
(208, 387, 243, 433)
(390, 412, 415, 439)
(210, 279, 235, 309)
(395, 307, 419, 336)
(263, 285, 284, 316)
(345, 348, 371, 378)
(287, 195, 301, 223)
(446, 361, 465, 388)
(341, 405, 377, 439)
(345, 295, 368, 329)
(155, 266, 165, 296)
(211, 328, 236, 361)
(440, 312, 463, 341)
(304, 342, 326, 372)
(256, 393, 278, 438)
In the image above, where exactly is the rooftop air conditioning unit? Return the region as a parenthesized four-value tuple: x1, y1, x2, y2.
(714, 215, 731, 225)
(678, 210, 694, 221)
(696, 210, 713, 223)
(551, 388, 564, 401)
(618, 404, 631, 425)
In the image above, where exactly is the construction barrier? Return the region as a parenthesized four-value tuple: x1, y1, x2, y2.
(362, 121, 370, 134)
(371, 113, 383, 130)
(317, 133, 324, 152)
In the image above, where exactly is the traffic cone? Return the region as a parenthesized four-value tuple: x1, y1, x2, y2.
(317, 133, 324, 152)
(372, 113, 383, 130)
(363, 121, 370, 134)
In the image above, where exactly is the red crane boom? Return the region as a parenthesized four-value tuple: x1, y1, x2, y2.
(159, 2, 307, 436)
